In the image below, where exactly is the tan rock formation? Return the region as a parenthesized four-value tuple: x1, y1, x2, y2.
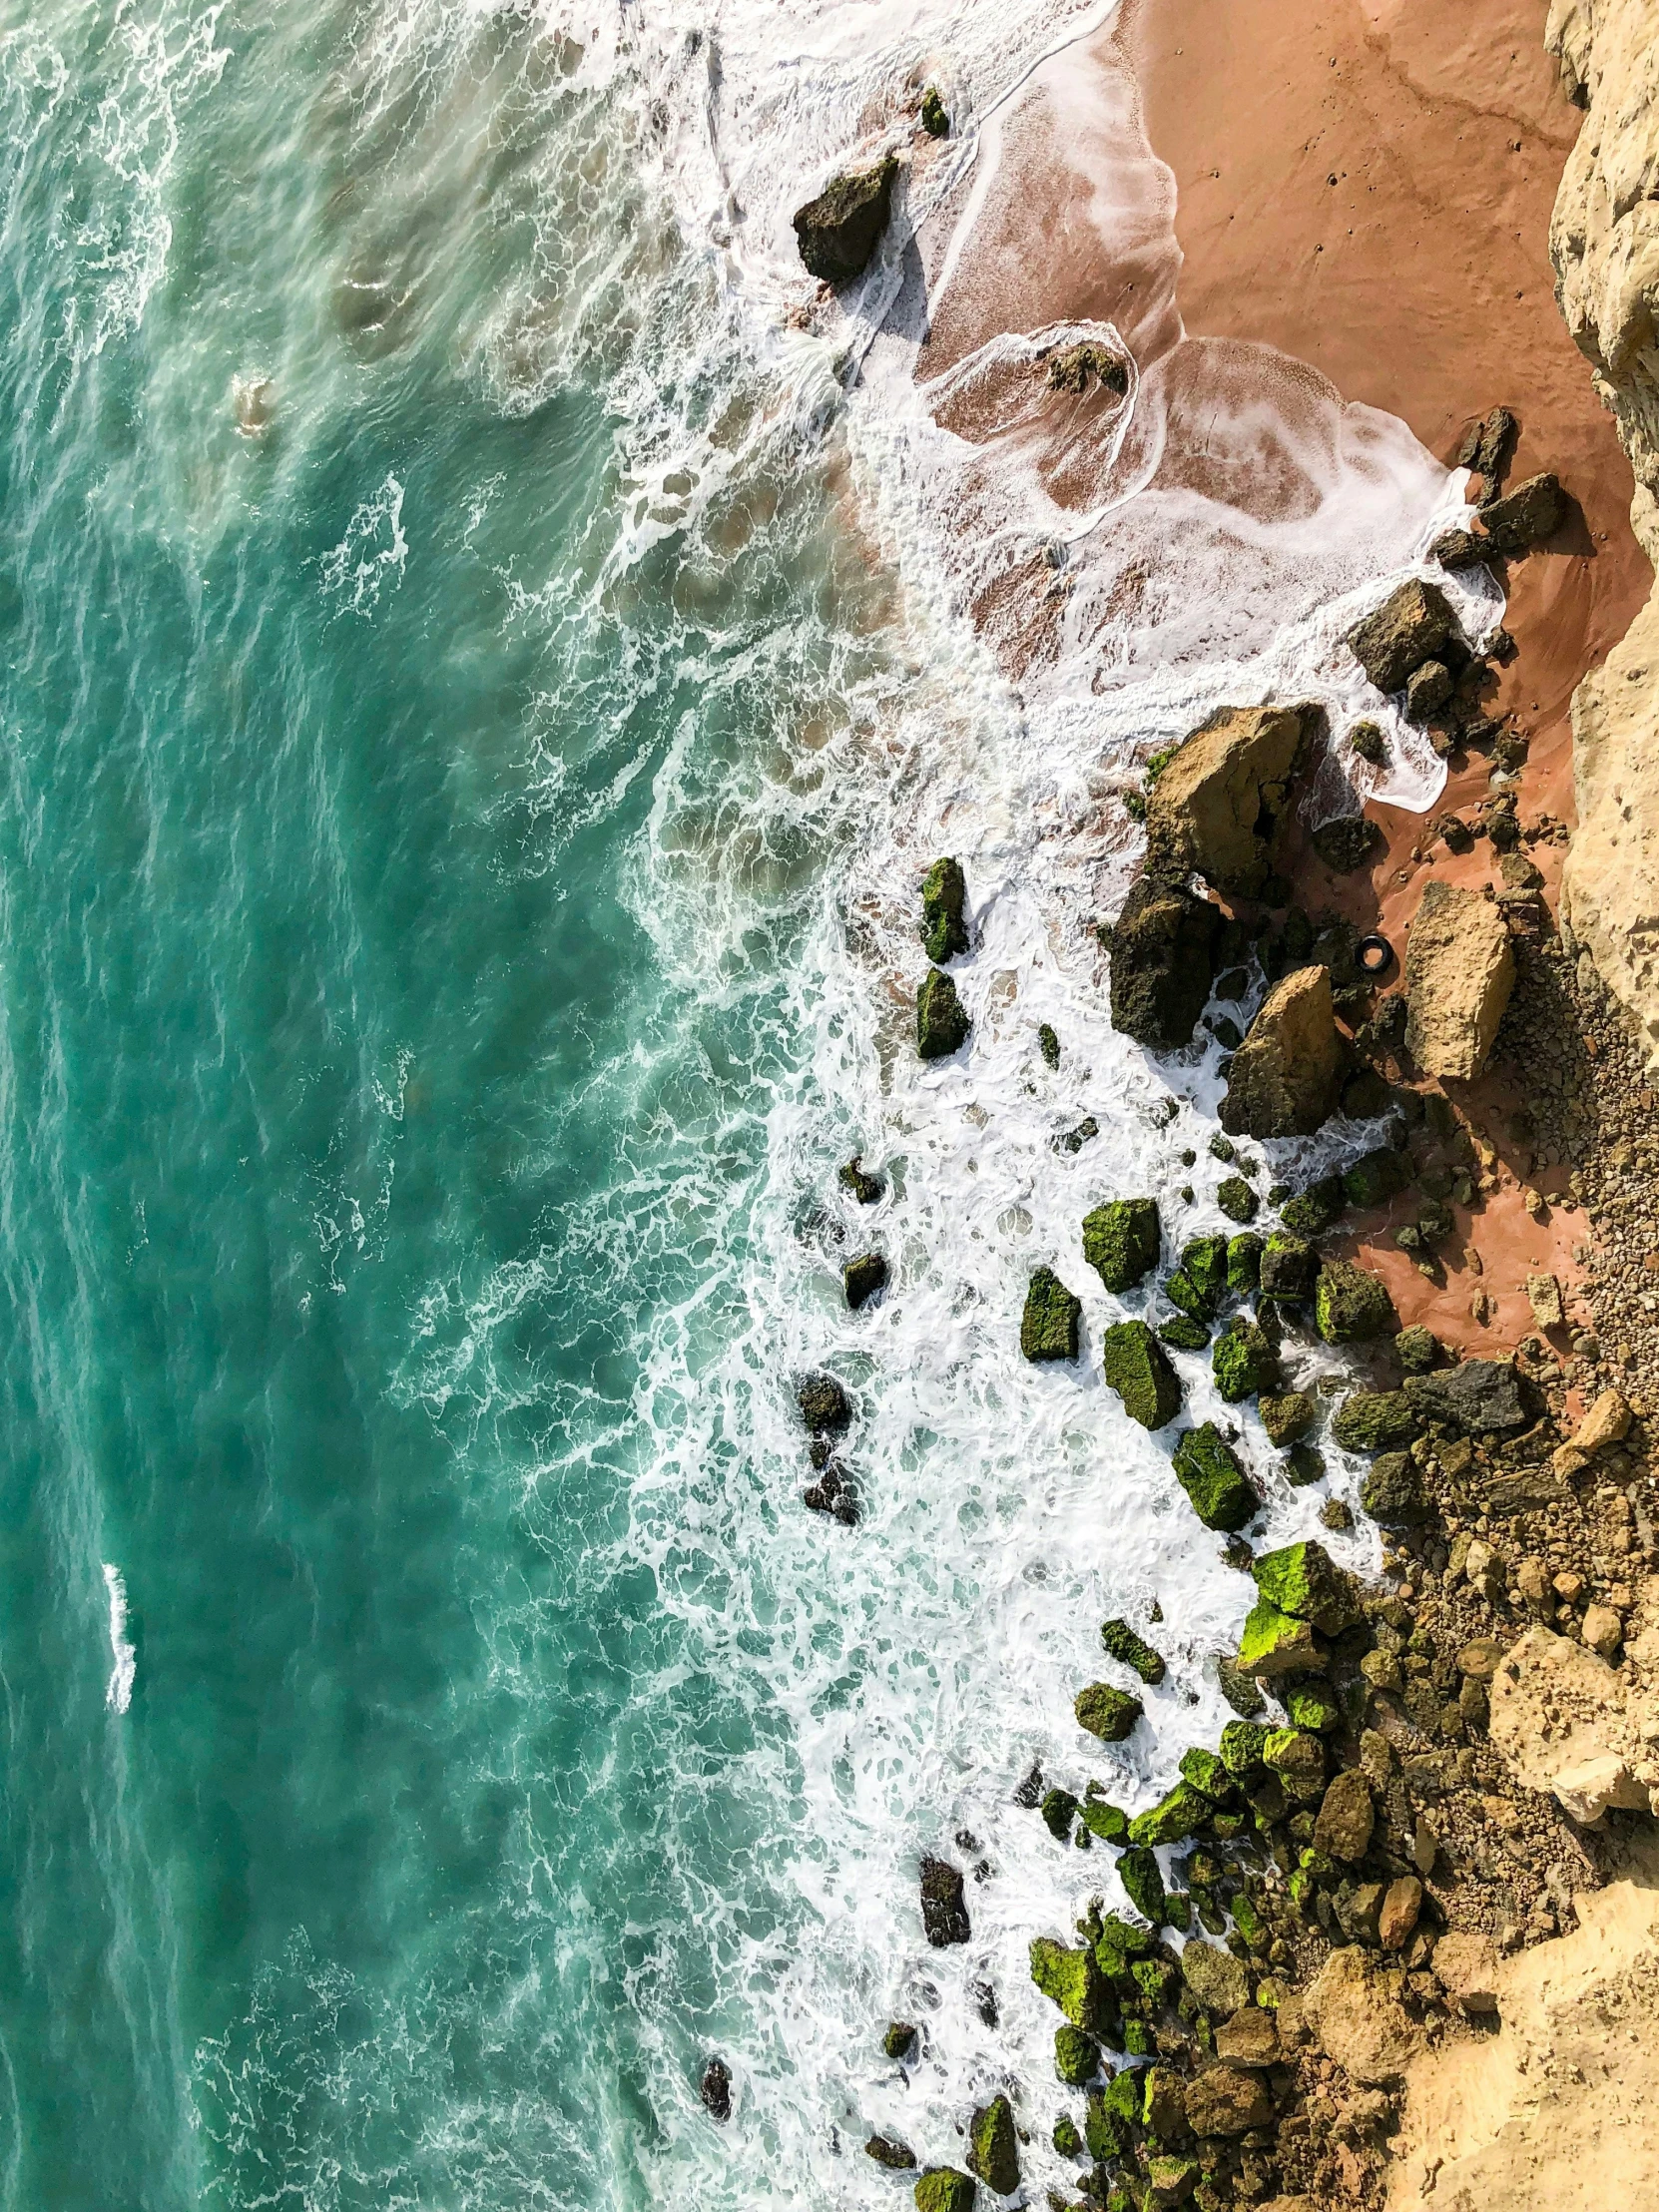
(1144, 704, 1314, 895)
(1486, 1618, 1659, 1821)
(1549, 0, 1659, 1060)
(1402, 880, 1515, 1080)
(1301, 1946, 1420, 2085)
(1218, 965, 1343, 1137)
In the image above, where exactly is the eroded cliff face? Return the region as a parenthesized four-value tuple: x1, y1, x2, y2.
(1548, 0, 1659, 1059)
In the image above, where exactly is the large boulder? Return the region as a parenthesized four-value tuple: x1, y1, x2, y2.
(966, 2096, 1019, 2195)
(1302, 1947, 1420, 2084)
(1404, 1357, 1533, 1434)
(1347, 577, 1462, 695)
(1144, 704, 1317, 895)
(1479, 471, 1564, 552)
(919, 1857, 970, 1945)
(1180, 1940, 1251, 2016)
(1183, 2064, 1274, 2137)
(1403, 878, 1514, 1080)
(1021, 1267, 1082, 1362)
(920, 856, 968, 962)
(1083, 1198, 1162, 1292)
(1252, 1540, 1360, 1634)
(1315, 1261, 1398, 1343)
(1030, 1936, 1110, 2029)
(1102, 1320, 1183, 1428)
(793, 155, 898, 285)
(1219, 967, 1343, 1138)
(914, 2169, 976, 2212)
(1172, 1422, 1258, 1531)
(1108, 874, 1220, 1048)
(917, 967, 970, 1059)
(1486, 1623, 1657, 1823)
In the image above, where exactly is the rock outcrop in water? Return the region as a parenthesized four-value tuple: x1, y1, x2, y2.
(916, 968, 969, 1059)
(1105, 873, 1219, 1048)
(1144, 703, 1315, 896)
(793, 155, 898, 285)
(1218, 965, 1343, 1138)
(1347, 577, 1464, 696)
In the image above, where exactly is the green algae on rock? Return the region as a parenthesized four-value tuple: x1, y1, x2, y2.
(1362, 1449, 1431, 1524)
(1030, 1936, 1110, 2030)
(1260, 1389, 1315, 1445)
(882, 2020, 917, 2061)
(837, 1155, 884, 1205)
(1332, 1388, 1421, 1451)
(1041, 1787, 1079, 1841)
(919, 85, 949, 137)
(1171, 1422, 1257, 1532)
(1158, 1316, 1211, 1352)
(1038, 1020, 1061, 1069)
(1216, 1174, 1259, 1224)
(1211, 1315, 1279, 1403)
(1055, 2023, 1100, 2087)
(1102, 1319, 1182, 1428)
(1082, 1197, 1162, 1292)
(916, 966, 970, 1059)
(1219, 1718, 1270, 1776)
(1100, 1617, 1166, 1684)
(1314, 1259, 1399, 1343)
(1226, 1231, 1263, 1294)
(1236, 1596, 1324, 1678)
(1079, 1795, 1130, 1844)
(966, 2096, 1018, 2195)
(1117, 1845, 1167, 1926)
(1127, 1782, 1213, 1848)
(1076, 1681, 1143, 1742)
(913, 2166, 977, 2212)
(919, 856, 969, 963)
(1342, 1144, 1407, 1209)
(1021, 1266, 1082, 1361)
(1251, 1539, 1359, 1634)
(1259, 1230, 1317, 1302)
(842, 1252, 888, 1310)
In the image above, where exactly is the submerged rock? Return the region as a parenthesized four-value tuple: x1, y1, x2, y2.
(1403, 878, 1514, 1080)
(1021, 1267, 1082, 1362)
(793, 154, 898, 285)
(916, 967, 970, 1060)
(1102, 1319, 1182, 1428)
(919, 856, 969, 963)
(701, 2056, 733, 2120)
(837, 1155, 884, 1205)
(1106, 873, 1220, 1048)
(866, 2135, 916, 2170)
(1144, 703, 1317, 895)
(1348, 577, 1461, 695)
(1082, 1197, 1162, 1292)
(1038, 1020, 1061, 1069)
(843, 1252, 888, 1310)
(1219, 966, 1343, 1138)
(919, 85, 949, 137)
(1044, 339, 1130, 395)
(882, 2020, 918, 2061)
(919, 1856, 970, 1946)
(1172, 1422, 1258, 1532)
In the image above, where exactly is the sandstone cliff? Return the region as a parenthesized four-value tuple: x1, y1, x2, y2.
(1548, 0, 1659, 1058)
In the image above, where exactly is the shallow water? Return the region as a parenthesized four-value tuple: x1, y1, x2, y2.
(0, 0, 1491, 2205)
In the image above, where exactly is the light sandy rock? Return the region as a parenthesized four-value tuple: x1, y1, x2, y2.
(1403, 879, 1515, 1080)
(1302, 1946, 1420, 2085)
(1215, 2005, 1279, 2067)
(1526, 1271, 1565, 1330)
(1218, 964, 1343, 1137)
(1431, 1931, 1500, 2014)
(1582, 1602, 1624, 1659)
(1486, 1622, 1657, 1822)
(1145, 703, 1314, 895)
(1573, 1386, 1633, 1453)
(1379, 1876, 1422, 1951)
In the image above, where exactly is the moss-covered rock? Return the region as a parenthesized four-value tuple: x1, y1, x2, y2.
(1314, 1260, 1399, 1343)
(1260, 1389, 1315, 1445)
(1076, 1681, 1144, 1742)
(798, 1373, 852, 1435)
(1212, 1315, 1279, 1402)
(1079, 1796, 1130, 1844)
(1052, 2112, 1083, 2158)
(917, 967, 969, 1059)
(882, 2020, 917, 2061)
(1219, 1719, 1270, 1776)
(1102, 1320, 1183, 1428)
(1127, 1782, 1213, 1848)
(867, 2135, 917, 2170)
(1236, 1596, 1323, 1678)
(1362, 1449, 1431, 1525)
(1251, 1539, 1358, 1634)
(920, 856, 969, 963)
(1217, 1659, 1266, 1717)
(1041, 1787, 1079, 1841)
(1395, 1323, 1441, 1374)
(1030, 1937, 1110, 2030)
(838, 1156, 884, 1205)
(1332, 1389, 1421, 1451)
(1082, 2089, 1129, 2162)
(1263, 1726, 1327, 1804)
(1083, 1197, 1162, 1293)
(1285, 1441, 1327, 1487)
(913, 2167, 977, 2212)
(1258, 1230, 1317, 1302)
(1101, 1617, 1167, 1685)
(1158, 1316, 1211, 1352)
(1102, 2060, 1147, 2126)
(843, 1252, 889, 1310)
(1146, 2152, 1201, 2204)
(1184, 1235, 1230, 1309)
(1286, 1681, 1341, 1732)
(1281, 1173, 1346, 1239)
(1095, 1912, 1157, 1983)
(793, 154, 899, 285)
(1226, 1232, 1263, 1294)
(1055, 2023, 1101, 2086)
(1216, 1175, 1259, 1224)
(1179, 1747, 1233, 1801)
(1342, 1144, 1407, 1209)
(967, 2095, 1019, 2194)
(1038, 1021, 1061, 1069)
(1021, 1266, 1081, 1361)
(919, 84, 949, 136)
(1118, 1846, 1166, 1926)
(1172, 1423, 1258, 1532)
(1141, 2064, 1189, 2142)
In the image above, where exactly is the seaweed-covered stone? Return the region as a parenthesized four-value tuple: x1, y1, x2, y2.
(1038, 1021, 1061, 1070)
(1362, 1450, 1431, 1525)
(1127, 1782, 1212, 1848)
(1332, 1389, 1421, 1451)
(920, 856, 969, 963)
(1079, 1796, 1130, 1844)
(1226, 1233, 1263, 1294)
(844, 1252, 889, 1310)
(799, 1373, 852, 1435)
(1281, 1173, 1347, 1239)
(1251, 1540, 1358, 1634)
(913, 2167, 977, 2212)
(1076, 1682, 1143, 1742)
(1479, 470, 1563, 553)
(1056, 2023, 1100, 2086)
(1082, 2090, 1128, 2162)
(919, 84, 949, 136)
(1172, 1423, 1258, 1532)
(1101, 1618, 1167, 1685)
(1179, 1939, 1250, 2016)
(867, 2135, 916, 2169)
(1351, 719, 1388, 765)
(1348, 577, 1460, 694)
(1395, 1324, 1441, 1374)
(1212, 1316, 1279, 1403)
(1260, 1390, 1315, 1445)
(1315, 1261, 1398, 1343)
(1404, 1358, 1532, 1434)
(1286, 1441, 1327, 1487)
(1179, 1746, 1233, 1801)
(1096, 1913, 1156, 1983)
(1166, 1235, 1229, 1320)
(1158, 1316, 1211, 1352)
(1042, 1788, 1079, 1841)
(1052, 2112, 1083, 2159)
(920, 1857, 970, 1946)
(1220, 1719, 1270, 1776)
(1342, 1146, 1407, 1210)
(1312, 815, 1383, 872)
(1286, 1681, 1340, 1732)
(1259, 1231, 1317, 1302)
(967, 2095, 1019, 2195)
(839, 1156, 884, 1205)
(1021, 1267, 1082, 1362)
(1103, 1320, 1183, 1429)
(1263, 1727, 1327, 1803)
(1236, 1597, 1323, 1678)
(1107, 873, 1221, 1049)
(1314, 1770, 1375, 1862)
(1218, 1659, 1267, 1717)
(883, 2020, 918, 2061)
(1216, 1175, 1259, 1224)
(793, 155, 898, 286)
(1031, 1937, 1110, 2030)
(1118, 1845, 1166, 1925)
(1083, 1198, 1162, 1293)
(917, 967, 969, 1061)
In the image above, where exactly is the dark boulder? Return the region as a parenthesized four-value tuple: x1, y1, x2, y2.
(1082, 1197, 1162, 1292)
(838, 1155, 884, 1205)
(865, 2134, 915, 2169)
(1021, 1267, 1081, 1362)
(1348, 578, 1461, 695)
(803, 1462, 858, 1525)
(1102, 1319, 1183, 1428)
(1478, 471, 1564, 553)
(1362, 1450, 1432, 1525)
(1172, 1421, 1258, 1532)
(1404, 1358, 1535, 1434)
(917, 967, 969, 1059)
(1404, 660, 1453, 722)
(1259, 1231, 1317, 1303)
(920, 856, 969, 962)
(1106, 873, 1220, 1048)
(1428, 527, 1491, 573)
(798, 1373, 851, 1434)
(701, 2057, 733, 2120)
(1312, 815, 1382, 872)
(793, 155, 898, 285)
(920, 1856, 971, 1946)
